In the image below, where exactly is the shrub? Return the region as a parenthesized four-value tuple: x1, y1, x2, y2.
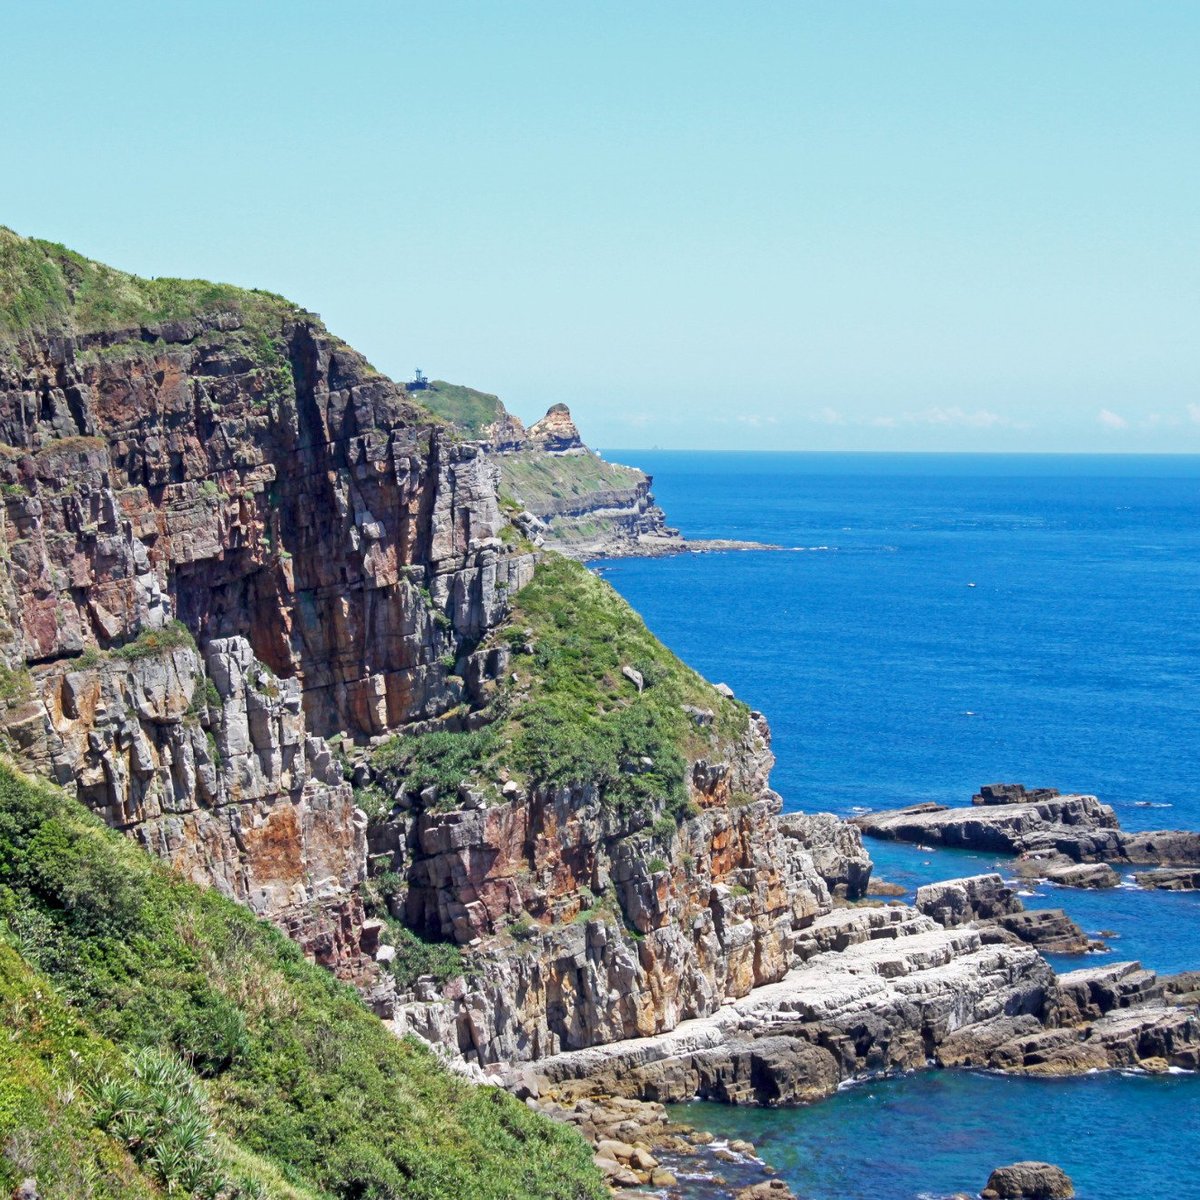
(385, 924, 465, 990)
(110, 619, 196, 663)
(372, 726, 499, 804)
(0, 761, 606, 1200)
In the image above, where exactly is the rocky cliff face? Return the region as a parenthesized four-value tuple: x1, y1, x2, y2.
(9, 235, 1191, 1148)
(0, 231, 532, 976)
(375, 715, 864, 1063)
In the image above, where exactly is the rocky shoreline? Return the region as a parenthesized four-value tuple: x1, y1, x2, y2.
(852, 782, 1200, 890)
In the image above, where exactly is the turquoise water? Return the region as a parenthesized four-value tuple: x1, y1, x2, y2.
(595, 452, 1200, 1199)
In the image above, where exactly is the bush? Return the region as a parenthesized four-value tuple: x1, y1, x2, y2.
(110, 619, 196, 663)
(372, 727, 499, 804)
(385, 924, 464, 990)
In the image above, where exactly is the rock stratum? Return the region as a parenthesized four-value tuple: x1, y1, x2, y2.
(1, 230, 1198, 1198)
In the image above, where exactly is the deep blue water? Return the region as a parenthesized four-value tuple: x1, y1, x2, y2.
(593, 452, 1200, 1200)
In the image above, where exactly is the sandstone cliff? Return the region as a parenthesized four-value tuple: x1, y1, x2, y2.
(5, 232, 1196, 1169)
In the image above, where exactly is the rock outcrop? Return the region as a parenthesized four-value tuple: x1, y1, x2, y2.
(854, 784, 1200, 867)
(915, 874, 1103, 955)
(527, 403, 584, 454)
(380, 719, 849, 1063)
(407, 381, 685, 557)
(1133, 868, 1200, 891)
(518, 906, 1056, 1104)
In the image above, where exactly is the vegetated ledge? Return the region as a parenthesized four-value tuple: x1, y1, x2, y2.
(0, 759, 606, 1200)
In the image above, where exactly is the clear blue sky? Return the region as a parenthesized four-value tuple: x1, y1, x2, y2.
(3, 2, 1197, 451)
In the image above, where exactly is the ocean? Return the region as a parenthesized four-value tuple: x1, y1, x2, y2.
(593, 452, 1200, 1200)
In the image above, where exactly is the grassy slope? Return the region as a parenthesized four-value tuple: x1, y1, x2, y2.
(412, 382, 506, 439)
(374, 555, 748, 823)
(498, 451, 644, 517)
(0, 763, 604, 1200)
(0, 227, 298, 343)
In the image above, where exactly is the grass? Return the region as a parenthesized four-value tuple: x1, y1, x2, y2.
(372, 555, 749, 828)
(498, 451, 643, 518)
(410, 382, 505, 439)
(0, 663, 30, 707)
(109, 620, 197, 663)
(0, 227, 299, 343)
(0, 761, 605, 1200)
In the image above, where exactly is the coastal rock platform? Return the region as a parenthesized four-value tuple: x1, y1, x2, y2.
(852, 783, 1200, 874)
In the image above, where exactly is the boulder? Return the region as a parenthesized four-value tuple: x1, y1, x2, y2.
(1134, 868, 1200, 891)
(981, 1161, 1074, 1199)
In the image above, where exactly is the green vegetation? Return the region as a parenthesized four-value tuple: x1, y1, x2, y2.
(372, 728, 499, 804)
(0, 227, 299, 343)
(0, 662, 30, 707)
(0, 762, 605, 1200)
(498, 451, 643, 517)
(372, 555, 748, 828)
(110, 620, 197, 663)
(382, 924, 465, 991)
(410, 382, 505, 439)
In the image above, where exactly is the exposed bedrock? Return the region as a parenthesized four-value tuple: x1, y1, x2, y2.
(915, 873, 1104, 955)
(0, 305, 532, 975)
(854, 783, 1200, 867)
(378, 724, 878, 1062)
(1133, 868, 1200, 891)
(520, 912, 1200, 1108)
(515, 905, 1057, 1104)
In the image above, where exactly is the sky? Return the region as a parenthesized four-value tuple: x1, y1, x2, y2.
(2, 2, 1197, 452)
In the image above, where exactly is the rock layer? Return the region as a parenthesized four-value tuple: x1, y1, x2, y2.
(854, 784, 1200, 866)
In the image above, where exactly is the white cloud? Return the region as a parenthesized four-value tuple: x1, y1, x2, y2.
(814, 406, 845, 425)
(910, 406, 1007, 429)
(1098, 409, 1129, 430)
(1187, 403, 1200, 425)
(867, 407, 1021, 430)
(736, 414, 778, 427)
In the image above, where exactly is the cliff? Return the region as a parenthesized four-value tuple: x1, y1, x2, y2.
(0, 227, 530, 986)
(412, 379, 683, 558)
(0, 759, 604, 1200)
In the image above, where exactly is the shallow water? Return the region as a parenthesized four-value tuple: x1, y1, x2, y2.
(594, 452, 1200, 1198)
(668, 1070, 1200, 1200)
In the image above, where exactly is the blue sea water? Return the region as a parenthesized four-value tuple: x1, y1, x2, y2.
(593, 452, 1200, 1200)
